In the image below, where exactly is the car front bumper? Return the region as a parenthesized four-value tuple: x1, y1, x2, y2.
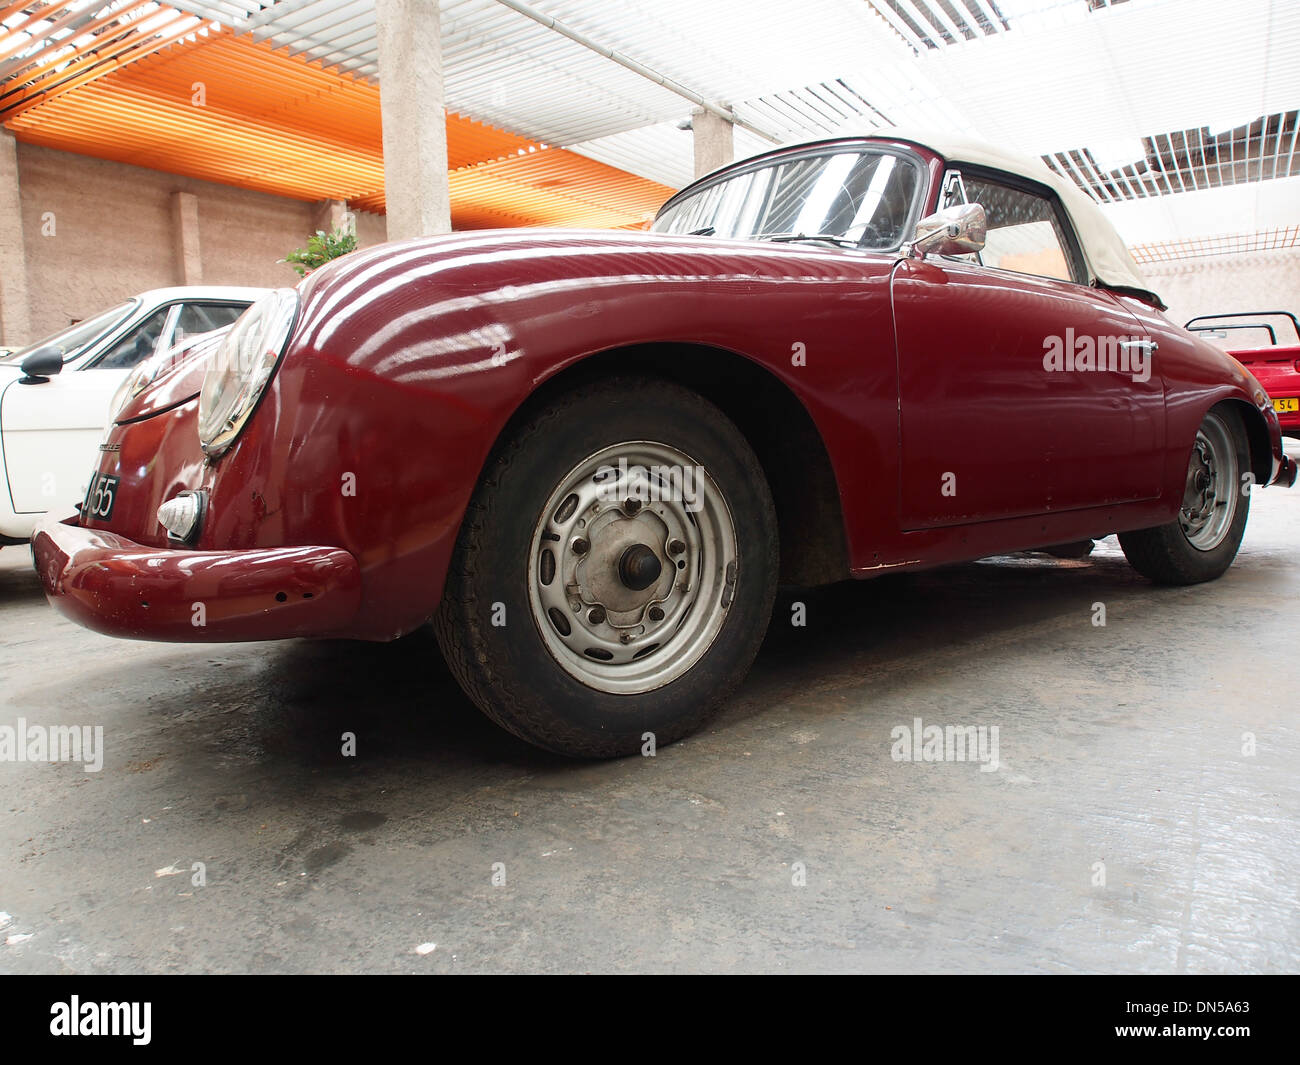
(32, 513, 361, 642)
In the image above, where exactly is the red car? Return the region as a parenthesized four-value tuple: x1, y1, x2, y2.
(1186, 311, 1300, 439)
(32, 133, 1296, 757)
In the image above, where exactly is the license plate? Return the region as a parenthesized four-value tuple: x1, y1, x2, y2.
(1273, 397, 1299, 413)
(82, 474, 120, 523)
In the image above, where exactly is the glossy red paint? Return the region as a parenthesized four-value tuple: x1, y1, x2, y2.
(32, 136, 1295, 644)
(117, 334, 218, 424)
(892, 261, 1164, 525)
(1121, 298, 1294, 488)
(1231, 344, 1300, 435)
(33, 517, 360, 641)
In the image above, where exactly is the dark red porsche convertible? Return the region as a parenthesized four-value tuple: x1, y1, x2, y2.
(32, 132, 1296, 757)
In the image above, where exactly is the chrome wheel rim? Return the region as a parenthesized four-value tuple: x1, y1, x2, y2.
(1179, 414, 1237, 552)
(528, 441, 737, 695)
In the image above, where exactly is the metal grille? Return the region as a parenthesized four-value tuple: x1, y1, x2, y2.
(1130, 225, 1300, 264)
(869, 1, 1011, 52)
(1045, 112, 1300, 203)
(740, 79, 894, 139)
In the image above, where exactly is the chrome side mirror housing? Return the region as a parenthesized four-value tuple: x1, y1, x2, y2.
(908, 203, 987, 259)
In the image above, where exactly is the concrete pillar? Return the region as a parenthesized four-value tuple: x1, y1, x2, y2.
(0, 130, 32, 347)
(375, 0, 451, 239)
(313, 199, 355, 237)
(171, 190, 203, 285)
(692, 108, 734, 179)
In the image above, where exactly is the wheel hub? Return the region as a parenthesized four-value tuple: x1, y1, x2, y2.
(1177, 416, 1238, 552)
(618, 543, 662, 591)
(528, 441, 738, 694)
(572, 509, 674, 622)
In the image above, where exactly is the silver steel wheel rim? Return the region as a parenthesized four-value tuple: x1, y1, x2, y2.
(527, 440, 738, 695)
(1179, 414, 1237, 552)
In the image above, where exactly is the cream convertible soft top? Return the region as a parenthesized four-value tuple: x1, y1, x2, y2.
(880, 131, 1163, 309)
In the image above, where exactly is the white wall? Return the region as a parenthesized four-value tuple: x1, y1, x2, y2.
(1142, 248, 1300, 333)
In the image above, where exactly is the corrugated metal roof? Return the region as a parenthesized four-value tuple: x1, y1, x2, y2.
(3, 0, 1296, 244)
(1045, 112, 1299, 204)
(152, 0, 963, 142)
(0, 2, 216, 116)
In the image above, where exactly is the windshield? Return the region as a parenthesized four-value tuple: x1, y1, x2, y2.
(653, 148, 923, 250)
(0, 300, 138, 364)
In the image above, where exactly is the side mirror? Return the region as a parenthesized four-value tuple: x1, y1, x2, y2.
(910, 203, 987, 259)
(19, 346, 64, 382)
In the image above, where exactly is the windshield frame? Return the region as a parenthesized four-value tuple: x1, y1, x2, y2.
(653, 140, 930, 254)
(1, 299, 140, 366)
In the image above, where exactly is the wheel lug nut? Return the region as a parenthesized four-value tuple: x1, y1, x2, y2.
(648, 606, 664, 622)
(571, 537, 589, 555)
(588, 606, 606, 625)
(624, 498, 642, 515)
(667, 538, 685, 556)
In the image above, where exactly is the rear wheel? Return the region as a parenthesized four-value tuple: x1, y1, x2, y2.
(1119, 407, 1250, 585)
(435, 377, 779, 758)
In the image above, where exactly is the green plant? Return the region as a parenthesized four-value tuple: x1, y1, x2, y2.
(280, 226, 357, 276)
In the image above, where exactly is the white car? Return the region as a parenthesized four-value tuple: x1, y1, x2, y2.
(0, 287, 267, 549)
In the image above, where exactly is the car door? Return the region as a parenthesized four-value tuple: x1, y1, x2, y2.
(1, 305, 177, 515)
(890, 169, 1164, 529)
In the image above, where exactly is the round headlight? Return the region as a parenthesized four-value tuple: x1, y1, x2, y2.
(198, 289, 298, 457)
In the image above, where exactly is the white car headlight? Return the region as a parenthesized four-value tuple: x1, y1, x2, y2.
(198, 289, 298, 457)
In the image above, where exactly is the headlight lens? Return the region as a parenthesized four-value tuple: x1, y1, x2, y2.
(198, 289, 298, 457)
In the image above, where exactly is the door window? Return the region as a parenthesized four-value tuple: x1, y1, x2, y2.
(173, 302, 247, 346)
(93, 307, 173, 369)
(959, 175, 1082, 283)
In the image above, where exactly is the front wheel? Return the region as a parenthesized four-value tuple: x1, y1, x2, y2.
(1119, 407, 1251, 585)
(435, 377, 779, 758)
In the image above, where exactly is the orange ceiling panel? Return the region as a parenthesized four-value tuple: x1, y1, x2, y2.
(448, 149, 672, 230)
(2, 27, 676, 229)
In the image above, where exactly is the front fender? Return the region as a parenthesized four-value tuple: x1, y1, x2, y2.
(193, 231, 898, 639)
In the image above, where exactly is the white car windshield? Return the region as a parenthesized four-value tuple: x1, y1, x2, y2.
(653, 148, 923, 250)
(1, 300, 138, 364)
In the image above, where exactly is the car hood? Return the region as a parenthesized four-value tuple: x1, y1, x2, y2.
(297, 226, 898, 311)
(113, 332, 225, 424)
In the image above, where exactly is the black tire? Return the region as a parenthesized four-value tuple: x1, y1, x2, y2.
(434, 376, 779, 758)
(1119, 406, 1251, 585)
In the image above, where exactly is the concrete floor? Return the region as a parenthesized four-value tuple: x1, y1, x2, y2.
(2, 441, 1297, 974)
